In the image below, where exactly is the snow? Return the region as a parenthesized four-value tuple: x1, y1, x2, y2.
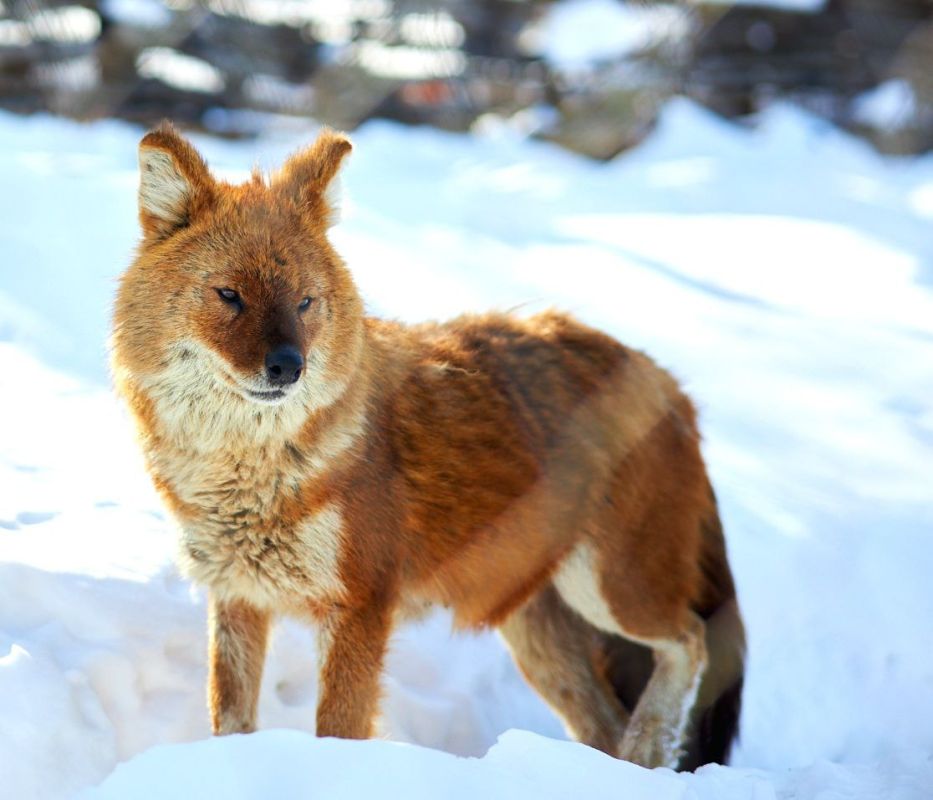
(853, 79, 918, 132)
(2, 98, 933, 798)
(79, 730, 691, 800)
(101, 0, 172, 29)
(532, 0, 828, 68)
(530, 0, 688, 68)
(700, 0, 827, 11)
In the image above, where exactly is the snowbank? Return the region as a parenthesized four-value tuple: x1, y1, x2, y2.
(1, 99, 932, 798)
(80, 730, 689, 800)
(80, 730, 933, 800)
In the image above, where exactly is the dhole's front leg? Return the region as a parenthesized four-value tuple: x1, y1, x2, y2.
(316, 603, 392, 739)
(208, 596, 271, 734)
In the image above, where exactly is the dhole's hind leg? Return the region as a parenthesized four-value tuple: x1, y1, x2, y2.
(498, 585, 629, 756)
(554, 544, 708, 768)
(615, 614, 707, 768)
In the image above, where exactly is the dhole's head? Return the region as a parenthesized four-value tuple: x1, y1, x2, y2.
(113, 123, 364, 417)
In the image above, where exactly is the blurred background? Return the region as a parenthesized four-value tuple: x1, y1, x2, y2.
(1, 0, 931, 158)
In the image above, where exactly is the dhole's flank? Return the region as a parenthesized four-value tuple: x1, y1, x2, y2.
(112, 123, 745, 770)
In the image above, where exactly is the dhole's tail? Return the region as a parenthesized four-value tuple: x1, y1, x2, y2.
(600, 485, 745, 770)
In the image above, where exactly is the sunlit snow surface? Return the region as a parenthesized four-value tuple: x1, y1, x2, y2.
(1, 100, 932, 798)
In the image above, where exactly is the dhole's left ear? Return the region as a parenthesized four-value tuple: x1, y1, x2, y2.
(275, 129, 352, 227)
(138, 122, 215, 241)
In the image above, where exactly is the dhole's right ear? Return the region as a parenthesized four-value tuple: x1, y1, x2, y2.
(138, 122, 215, 241)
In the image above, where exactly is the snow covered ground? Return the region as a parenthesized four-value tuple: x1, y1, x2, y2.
(1, 100, 932, 798)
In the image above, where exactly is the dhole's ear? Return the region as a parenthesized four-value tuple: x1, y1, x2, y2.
(275, 129, 352, 227)
(138, 122, 215, 240)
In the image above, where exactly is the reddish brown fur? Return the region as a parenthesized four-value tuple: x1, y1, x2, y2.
(208, 599, 270, 734)
(112, 123, 745, 769)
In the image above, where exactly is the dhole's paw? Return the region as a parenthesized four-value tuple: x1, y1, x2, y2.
(618, 719, 682, 769)
(213, 718, 257, 736)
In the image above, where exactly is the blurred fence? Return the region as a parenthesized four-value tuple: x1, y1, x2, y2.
(0, 0, 930, 157)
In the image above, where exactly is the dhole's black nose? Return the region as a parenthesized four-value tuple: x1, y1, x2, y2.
(265, 344, 304, 385)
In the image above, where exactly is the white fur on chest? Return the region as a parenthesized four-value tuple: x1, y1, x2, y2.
(134, 343, 360, 609)
(166, 446, 347, 608)
(180, 501, 346, 609)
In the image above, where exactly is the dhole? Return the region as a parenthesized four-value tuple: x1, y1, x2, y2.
(112, 123, 745, 770)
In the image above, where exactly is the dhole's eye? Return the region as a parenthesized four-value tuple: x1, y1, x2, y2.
(298, 296, 313, 313)
(216, 288, 243, 311)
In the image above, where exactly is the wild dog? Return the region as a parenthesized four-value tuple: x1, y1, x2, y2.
(111, 122, 745, 769)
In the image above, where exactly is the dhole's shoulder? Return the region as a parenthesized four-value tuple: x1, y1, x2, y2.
(371, 309, 693, 441)
(377, 309, 626, 360)
(409, 310, 680, 392)
(366, 309, 685, 399)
